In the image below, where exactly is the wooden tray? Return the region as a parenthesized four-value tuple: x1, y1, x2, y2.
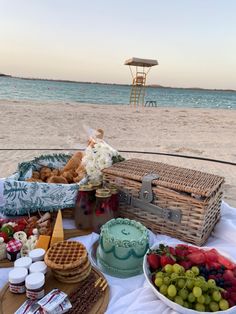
(0, 267, 109, 314)
(0, 228, 92, 268)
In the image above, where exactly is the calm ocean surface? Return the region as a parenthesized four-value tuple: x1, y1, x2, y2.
(0, 77, 235, 109)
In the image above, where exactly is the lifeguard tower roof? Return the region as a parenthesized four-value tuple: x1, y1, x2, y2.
(124, 57, 158, 67)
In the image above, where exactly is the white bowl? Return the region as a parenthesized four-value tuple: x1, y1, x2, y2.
(143, 241, 236, 314)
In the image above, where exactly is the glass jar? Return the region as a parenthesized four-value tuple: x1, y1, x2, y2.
(25, 272, 45, 300)
(75, 184, 95, 230)
(9, 267, 28, 294)
(109, 186, 120, 217)
(92, 189, 114, 233)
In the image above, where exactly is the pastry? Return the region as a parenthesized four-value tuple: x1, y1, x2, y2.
(40, 167, 52, 181)
(46, 176, 68, 184)
(62, 152, 84, 173)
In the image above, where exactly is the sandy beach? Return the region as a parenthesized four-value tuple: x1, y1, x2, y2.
(0, 100, 235, 206)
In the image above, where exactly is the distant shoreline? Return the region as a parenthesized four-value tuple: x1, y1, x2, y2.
(0, 73, 235, 93)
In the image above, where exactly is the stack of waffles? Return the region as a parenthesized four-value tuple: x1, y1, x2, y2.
(44, 241, 92, 283)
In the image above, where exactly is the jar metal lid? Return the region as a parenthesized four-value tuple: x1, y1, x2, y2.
(79, 184, 93, 191)
(9, 267, 28, 284)
(29, 248, 45, 261)
(95, 188, 111, 198)
(14, 256, 32, 269)
(25, 272, 45, 290)
(88, 180, 102, 189)
(29, 261, 47, 275)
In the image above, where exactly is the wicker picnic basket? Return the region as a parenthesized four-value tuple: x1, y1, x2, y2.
(102, 158, 224, 246)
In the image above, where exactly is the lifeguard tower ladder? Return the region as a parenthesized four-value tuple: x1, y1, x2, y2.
(124, 57, 158, 108)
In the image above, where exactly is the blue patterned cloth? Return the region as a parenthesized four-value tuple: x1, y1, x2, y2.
(0, 153, 84, 215)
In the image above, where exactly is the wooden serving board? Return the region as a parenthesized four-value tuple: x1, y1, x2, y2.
(0, 228, 92, 268)
(0, 267, 109, 314)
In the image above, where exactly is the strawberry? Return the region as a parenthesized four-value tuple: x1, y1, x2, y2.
(26, 227, 34, 237)
(0, 231, 8, 242)
(187, 252, 206, 265)
(207, 261, 222, 270)
(205, 249, 218, 262)
(160, 254, 175, 267)
(231, 292, 236, 302)
(13, 224, 26, 232)
(147, 253, 160, 270)
(218, 254, 235, 270)
(169, 247, 176, 256)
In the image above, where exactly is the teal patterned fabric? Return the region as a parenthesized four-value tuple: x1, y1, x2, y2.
(0, 153, 82, 216)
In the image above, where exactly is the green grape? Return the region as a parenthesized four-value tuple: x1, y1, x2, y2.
(207, 279, 216, 288)
(195, 303, 205, 312)
(183, 301, 190, 308)
(186, 279, 194, 290)
(219, 299, 229, 311)
(203, 294, 211, 305)
(178, 288, 188, 300)
(209, 301, 219, 312)
(159, 284, 168, 295)
(191, 266, 199, 276)
(192, 286, 202, 298)
(170, 273, 178, 280)
(167, 284, 177, 297)
(177, 278, 185, 289)
(197, 295, 205, 304)
(201, 282, 208, 292)
(155, 271, 164, 278)
(185, 270, 194, 278)
(163, 276, 171, 285)
(173, 263, 182, 274)
(174, 295, 184, 306)
(187, 292, 196, 303)
(164, 264, 173, 274)
(154, 277, 163, 287)
(212, 290, 221, 302)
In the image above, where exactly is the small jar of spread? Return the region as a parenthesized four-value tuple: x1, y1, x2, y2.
(29, 248, 45, 262)
(14, 256, 32, 270)
(29, 261, 47, 275)
(108, 185, 120, 217)
(9, 267, 28, 294)
(25, 272, 45, 299)
(6, 239, 22, 261)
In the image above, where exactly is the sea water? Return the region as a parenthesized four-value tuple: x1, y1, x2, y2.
(0, 77, 235, 109)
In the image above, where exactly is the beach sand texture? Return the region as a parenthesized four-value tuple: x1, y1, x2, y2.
(0, 100, 235, 207)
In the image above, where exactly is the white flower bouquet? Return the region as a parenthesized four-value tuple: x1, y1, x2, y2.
(82, 138, 124, 181)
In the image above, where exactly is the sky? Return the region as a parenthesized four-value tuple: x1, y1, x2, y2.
(0, 0, 236, 89)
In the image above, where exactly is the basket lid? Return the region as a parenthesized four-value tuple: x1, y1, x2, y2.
(102, 158, 224, 198)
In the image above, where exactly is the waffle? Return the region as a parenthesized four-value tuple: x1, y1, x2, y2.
(52, 259, 90, 277)
(52, 264, 92, 283)
(44, 240, 87, 270)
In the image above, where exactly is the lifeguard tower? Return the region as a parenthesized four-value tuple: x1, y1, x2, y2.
(124, 57, 158, 108)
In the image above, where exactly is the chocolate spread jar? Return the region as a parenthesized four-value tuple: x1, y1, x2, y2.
(8, 267, 28, 294)
(25, 272, 45, 299)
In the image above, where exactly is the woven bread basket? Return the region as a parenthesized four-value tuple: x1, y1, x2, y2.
(102, 158, 224, 246)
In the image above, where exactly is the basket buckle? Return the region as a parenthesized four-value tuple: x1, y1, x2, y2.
(119, 173, 182, 224)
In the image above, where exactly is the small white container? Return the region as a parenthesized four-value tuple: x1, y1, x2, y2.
(25, 272, 45, 299)
(29, 261, 47, 275)
(28, 248, 45, 262)
(14, 256, 32, 270)
(8, 267, 28, 294)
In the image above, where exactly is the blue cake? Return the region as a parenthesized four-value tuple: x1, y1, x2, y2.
(97, 218, 149, 278)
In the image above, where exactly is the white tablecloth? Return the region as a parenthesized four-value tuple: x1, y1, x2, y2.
(1, 200, 236, 314)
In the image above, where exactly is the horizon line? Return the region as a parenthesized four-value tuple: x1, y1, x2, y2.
(0, 73, 235, 93)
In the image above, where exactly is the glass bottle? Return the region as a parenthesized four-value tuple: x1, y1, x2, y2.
(92, 188, 114, 233)
(108, 185, 119, 217)
(74, 184, 95, 230)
